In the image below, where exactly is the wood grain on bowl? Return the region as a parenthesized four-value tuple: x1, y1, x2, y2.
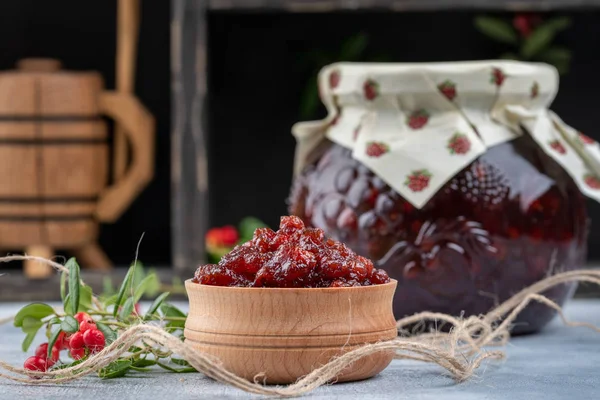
(184, 279, 398, 384)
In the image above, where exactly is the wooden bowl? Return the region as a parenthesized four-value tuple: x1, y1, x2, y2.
(184, 279, 398, 384)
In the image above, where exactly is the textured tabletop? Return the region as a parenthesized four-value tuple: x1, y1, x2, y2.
(0, 300, 598, 399)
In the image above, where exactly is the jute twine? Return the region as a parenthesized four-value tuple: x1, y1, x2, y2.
(1, 255, 600, 397)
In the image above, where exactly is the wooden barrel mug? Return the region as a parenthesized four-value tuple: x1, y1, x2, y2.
(0, 58, 154, 278)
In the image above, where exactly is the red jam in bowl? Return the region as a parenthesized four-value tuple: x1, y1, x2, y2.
(288, 136, 588, 333)
(192, 215, 390, 288)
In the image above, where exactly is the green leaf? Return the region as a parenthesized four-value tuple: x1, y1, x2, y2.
(500, 52, 520, 60)
(14, 303, 54, 327)
(54, 359, 84, 369)
(132, 359, 156, 368)
(161, 303, 186, 329)
(299, 77, 320, 120)
(156, 362, 197, 373)
(131, 261, 146, 289)
(66, 258, 80, 316)
(143, 292, 170, 321)
(145, 269, 161, 297)
(171, 358, 191, 367)
(521, 18, 571, 59)
(22, 332, 36, 352)
(47, 317, 61, 325)
(339, 33, 368, 61)
(543, 16, 571, 32)
(160, 303, 186, 319)
(119, 297, 135, 320)
(79, 284, 93, 311)
(21, 316, 44, 334)
(60, 271, 67, 302)
(60, 315, 79, 333)
(238, 217, 268, 243)
(47, 326, 62, 359)
(102, 276, 114, 296)
(474, 16, 518, 44)
(96, 321, 117, 344)
(99, 360, 132, 379)
(114, 264, 136, 317)
(63, 293, 70, 313)
(103, 293, 119, 307)
(133, 274, 159, 303)
(537, 46, 572, 74)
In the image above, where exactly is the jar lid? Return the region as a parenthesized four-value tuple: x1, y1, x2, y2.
(292, 60, 600, 208)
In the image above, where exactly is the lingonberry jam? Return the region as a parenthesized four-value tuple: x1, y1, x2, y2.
(288, 136, 588, 334)
(192, 215, 390, 288)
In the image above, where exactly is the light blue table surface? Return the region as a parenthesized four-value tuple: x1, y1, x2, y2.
(0, 300, 598, 399)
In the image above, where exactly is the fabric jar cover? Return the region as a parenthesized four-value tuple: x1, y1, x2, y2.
(291, 60, 600, 208)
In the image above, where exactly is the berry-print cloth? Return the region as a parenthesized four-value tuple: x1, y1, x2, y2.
(292, 60, 600, 208)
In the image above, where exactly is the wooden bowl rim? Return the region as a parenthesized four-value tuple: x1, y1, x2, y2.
(185, 278, 397, 294)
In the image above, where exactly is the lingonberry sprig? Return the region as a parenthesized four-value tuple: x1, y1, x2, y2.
(15, 258, 194, 379)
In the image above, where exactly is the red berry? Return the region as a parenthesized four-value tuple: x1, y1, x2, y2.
(34, 343, 59, 367)
(83, 329, 105, 353)
(79, 319, 97, 333)
(74, 312, 91, 324)
(55, 331, 69, 350)
(69, 332, 85, 350)
(23, 356, 46, 373)
(69, 347, 85, 360)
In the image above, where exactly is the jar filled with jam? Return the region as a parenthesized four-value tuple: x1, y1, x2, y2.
(288, 61, 597, 334)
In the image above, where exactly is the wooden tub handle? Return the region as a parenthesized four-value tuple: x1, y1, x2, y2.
(96, 92, 155, 223)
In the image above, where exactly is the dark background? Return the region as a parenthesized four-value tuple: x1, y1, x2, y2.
(1, 2, 600, 266)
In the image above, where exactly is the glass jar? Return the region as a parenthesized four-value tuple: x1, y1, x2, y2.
(288, 61, 594, 334)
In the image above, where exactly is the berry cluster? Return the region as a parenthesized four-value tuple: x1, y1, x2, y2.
(192, 216, 390, 288)
(23, 312, 105, 373)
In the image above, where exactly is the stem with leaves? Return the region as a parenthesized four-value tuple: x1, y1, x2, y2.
(13, 258, 194, 379)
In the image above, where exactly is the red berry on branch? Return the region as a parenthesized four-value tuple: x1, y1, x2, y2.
(206, 225, 239, 248)
(83, 329, 105, 353)
(79, 319, 97, 333)
(34, 343, 59, 367)
(513, 13, 542, 38)
(55, 331, 69, 350)
(69, 347, 85, 360)
(23, 356, 46, 373)
(74, 312, 90, 324)
(69, 332, 85, 350)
